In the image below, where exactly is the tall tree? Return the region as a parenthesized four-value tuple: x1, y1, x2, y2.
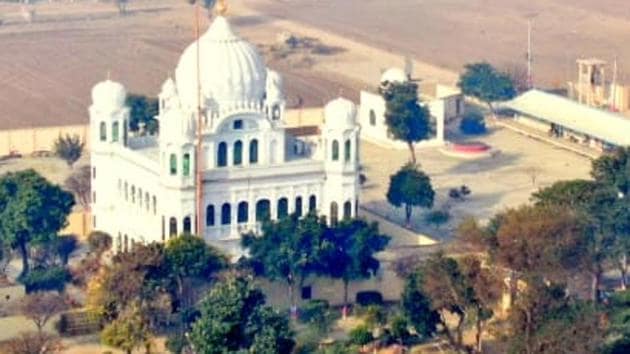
(380, 81, 431, 164)
(533, 180, 623, 299)
(63, 165, 91, 210)
(401, 271, 440, 339)
(458, 204, 585, 304)
(53, 134, 84, 167)
(592, 147, 630, 289)
(321, 219, 390, 317)
(126, 94, 159, 134)
(242, 213, 327, 314)
(164, 234, 226, 306)
(386, 163, 434, 227)
(0, 170, 74, 275)
(417, 253, 500, 353)
(189, 274, 294, 354)
(458, 62, 516, 114)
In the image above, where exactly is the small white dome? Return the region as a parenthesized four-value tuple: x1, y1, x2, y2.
(324, 97, 357, 129)
(175, 16, 267, 108)
(380, 68, 408, 84)
(91, 80, 126, 111)
(265, 69, 284, 101)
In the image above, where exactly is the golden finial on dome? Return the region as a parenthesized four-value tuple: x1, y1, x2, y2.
(215, 0, 228, 16)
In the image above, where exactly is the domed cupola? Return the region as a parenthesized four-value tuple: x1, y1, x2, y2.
(174, 16, 267, 110)
(91, 80, 127, 113)
(324, 97, 357, 130)
(380, 67, 409, 85)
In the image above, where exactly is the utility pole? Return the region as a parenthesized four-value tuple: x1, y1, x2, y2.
(194, 2, 204, 236)
(527, 18, 533, 89)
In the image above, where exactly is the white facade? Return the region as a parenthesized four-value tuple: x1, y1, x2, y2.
(358, 69, 464, 149)
(90, 16, 361, 256)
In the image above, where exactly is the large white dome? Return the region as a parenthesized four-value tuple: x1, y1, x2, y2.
(175, 16, 267, 108)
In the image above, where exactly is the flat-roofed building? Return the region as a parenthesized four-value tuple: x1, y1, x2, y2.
(501, 89, 630, 152)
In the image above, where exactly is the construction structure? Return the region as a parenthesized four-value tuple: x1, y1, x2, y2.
(568, 58, 630, 114)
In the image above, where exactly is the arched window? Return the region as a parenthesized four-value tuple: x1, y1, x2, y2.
(256, 199, 271, 222)
(330, 202, 339, 225)
(238, 202, 249, 223)
(233, 140, 243, 166)
(183, 153, 191, 176)
(249, 139, 259, 164)
(221, 203, 231, 225)
(99, 122, 107, 141)
(277, 198, 289, 219)
(295, 197, 303, 218)
(343, 201, 352, 220)
(206, 205, 215, 226)
(117, 233, 122, 253)
(309, 195, 317, 213)
(131, 186, 136, 203)
(152, 196, 157, 215)
(183, 216, 192, 234)
(123, 122, 128, 146)
(169, 217, 177, 237)
(218, 142, 228, 167)
(112, 121, 120, 142)
(332, 140, 339, 161)
(138, 188, 143, 207)
(369, 109, 376, 126)
(270, 140, 277, 164)
(344, 139, 351, 162)
(145, 193, 150, 211)
(169, 154, 177, 175)
(124, 234, 129, 253)
(272, 105, 281, 120)
(124, 182, 128, 201)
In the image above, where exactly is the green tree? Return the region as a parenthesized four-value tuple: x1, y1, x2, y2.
(126, 94, 159, 134)
(53, 134, 84, 167)
(0, 170, 74, 275)
(401, 271, 440, 339)
(592, 147, 630, 290)
(321, 219, 390, 316)
(189, 274, 294, 354)
(457, 62, 516, 114)
(242, 213, 327, 313)
(164, 234, 226, 306)
(380, 81, 431, 163)
(386, 163, 434, 227)
(101, 303, 151, 354)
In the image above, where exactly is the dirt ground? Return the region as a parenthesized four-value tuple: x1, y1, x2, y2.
(0, 0, 361, 130)
(250, 0, 630, 88)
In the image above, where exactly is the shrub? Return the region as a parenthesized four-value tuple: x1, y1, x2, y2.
(459, 111, 487, 135)
(363, 305, 387, 329)
(348, 324, 374, 346)
(300, 300, 335, 334)
(18, 266, 70, 293)
(355, 291, 383, 307)
(424, 210, 450, 227)
(87, 231, 112, 255)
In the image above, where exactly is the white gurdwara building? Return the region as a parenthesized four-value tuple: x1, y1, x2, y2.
(89, 16, 361, 255)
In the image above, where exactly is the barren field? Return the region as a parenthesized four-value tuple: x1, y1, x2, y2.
(0, 0, 360, 129)
(251, 0, 630, 87)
